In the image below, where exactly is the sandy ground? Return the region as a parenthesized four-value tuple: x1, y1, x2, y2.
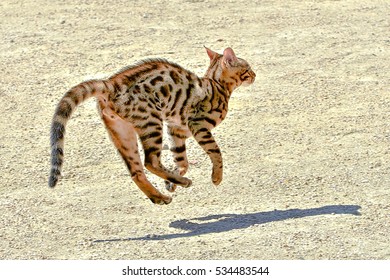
(0, 0, 389, 260)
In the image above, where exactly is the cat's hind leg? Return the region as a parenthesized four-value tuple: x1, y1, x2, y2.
(99, 101, 172, 205)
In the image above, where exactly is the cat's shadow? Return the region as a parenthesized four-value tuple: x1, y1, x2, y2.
(93, 204, 361, 242)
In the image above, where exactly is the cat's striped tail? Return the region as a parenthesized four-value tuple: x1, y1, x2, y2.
(49, 80, 107, 188)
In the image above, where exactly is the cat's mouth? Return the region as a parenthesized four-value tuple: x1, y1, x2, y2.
(242, 76, 255, 86)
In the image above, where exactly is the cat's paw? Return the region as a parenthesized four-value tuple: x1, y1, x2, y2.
(182, 178, 192, 188)
(165, 180, 177, 192)
(149, 194, 172, 205)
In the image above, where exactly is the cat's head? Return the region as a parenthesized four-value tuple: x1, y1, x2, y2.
(204, 47, 256, 91)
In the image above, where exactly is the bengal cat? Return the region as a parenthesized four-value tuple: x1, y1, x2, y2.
(49, 47, 255, 205)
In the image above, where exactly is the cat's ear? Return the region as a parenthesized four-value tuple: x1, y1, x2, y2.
(223, 47, 238, 67)
(204, 46, 218, 61)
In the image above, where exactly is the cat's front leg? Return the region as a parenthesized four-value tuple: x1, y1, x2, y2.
(165, 125, 190, 192)
(188, 121, 223, 186)
(136, 122, 192, 191)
